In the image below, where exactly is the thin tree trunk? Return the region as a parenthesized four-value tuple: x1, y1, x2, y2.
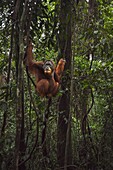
(14, 0, 29, 169)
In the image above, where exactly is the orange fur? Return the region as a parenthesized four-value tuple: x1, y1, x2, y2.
(25, 41, 65, 97)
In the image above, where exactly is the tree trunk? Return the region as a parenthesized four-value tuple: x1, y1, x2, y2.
(14, 0, 29, 169)
(57, 0, 72, 169)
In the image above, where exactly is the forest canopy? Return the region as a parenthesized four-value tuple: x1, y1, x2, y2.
(0, 0, 113, 170)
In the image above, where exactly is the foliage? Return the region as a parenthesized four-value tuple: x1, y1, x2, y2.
(0, 0, 113, 169)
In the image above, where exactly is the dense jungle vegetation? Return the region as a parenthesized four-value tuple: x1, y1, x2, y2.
(0, 0, 113, 169)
